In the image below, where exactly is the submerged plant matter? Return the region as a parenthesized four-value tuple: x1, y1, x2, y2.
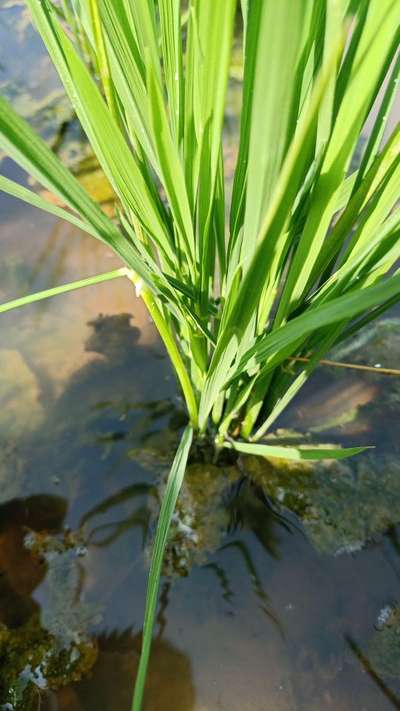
(0, 530, 99, 710)
(366, 606, 400, 678)
(0, 615, 98, 710)
(245, 452, 400, 555)
(0, 0, 399, 708)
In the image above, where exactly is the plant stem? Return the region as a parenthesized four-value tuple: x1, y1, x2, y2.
(288, 356, 400, 377)
(88, 0, 119, 123)
(128, 275, 199, 429)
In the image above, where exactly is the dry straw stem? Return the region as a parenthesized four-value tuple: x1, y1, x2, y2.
(288, 356, 400, 377)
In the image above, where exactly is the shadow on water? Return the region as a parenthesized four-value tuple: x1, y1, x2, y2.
(0, 307, 283, 708)
(80, 482, 154, 548)
(1, 303, 400, 709)
(0, 494, 67, 628)
(72, 630, 196, 711)
(0, 312, 198, 710)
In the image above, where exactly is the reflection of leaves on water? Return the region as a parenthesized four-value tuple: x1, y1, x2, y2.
(229, 476, 290, 559)
(203, 562, 234, 604)
(85, 507, 151, 549)
(155, 581, 171, 640)
(218, 478, 291, 636)
(9, 315, 400, 704)
(80, 483, 155, 529)
(197, 479, 288, 633)
(219, 539, 283, 632)
(346, 634, 400, 708)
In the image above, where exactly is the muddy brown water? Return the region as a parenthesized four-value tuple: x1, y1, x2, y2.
(1, 7, 400, 710)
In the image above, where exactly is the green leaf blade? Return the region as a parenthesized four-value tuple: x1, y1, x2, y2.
(132, 425, 193, 711)
(226, 440, 370, 461)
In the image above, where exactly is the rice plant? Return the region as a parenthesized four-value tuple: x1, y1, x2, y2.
(0, 0, 399, 708)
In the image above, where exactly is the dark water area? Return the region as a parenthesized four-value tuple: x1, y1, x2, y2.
(1, 7, 400, 711)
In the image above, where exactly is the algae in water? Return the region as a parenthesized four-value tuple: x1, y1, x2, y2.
(0, 614, 98, 710)
(24, 530, 102, 646)
(161, 461, 240, 576)
(366, 605, 400, 678)
(0, 531, 100, 710)
(244, 453, 400, 556)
